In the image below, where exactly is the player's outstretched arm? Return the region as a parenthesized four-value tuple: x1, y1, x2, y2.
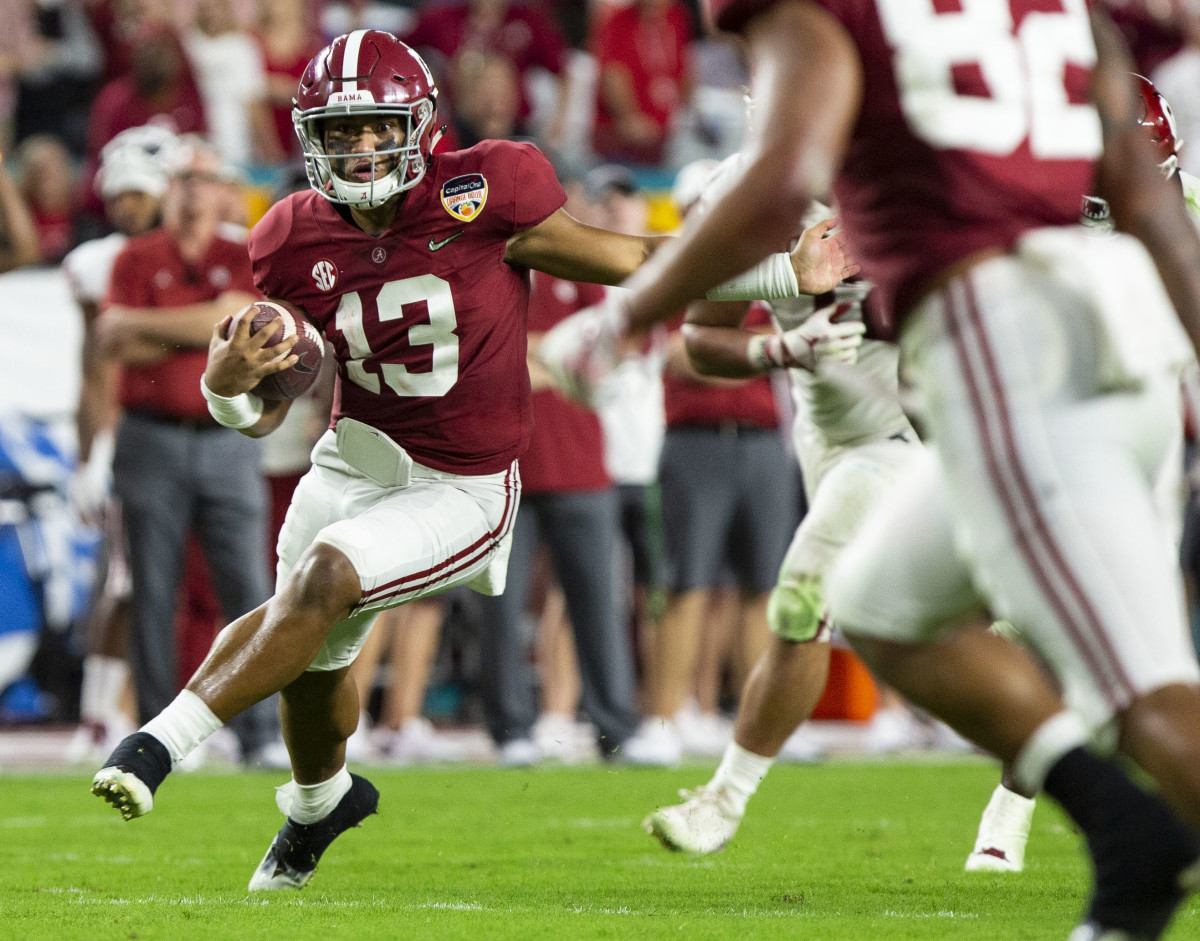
(619, 0, 861, 332)
(201, 306, 298, 437)
(504, 207, 670, 285)
(683, 299, 864, 377)
(1091, 12, 1200, 354)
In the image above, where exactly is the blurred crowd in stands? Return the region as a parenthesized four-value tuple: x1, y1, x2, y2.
(4, 0, 1200, 770)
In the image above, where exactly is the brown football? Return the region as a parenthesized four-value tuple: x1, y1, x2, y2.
(223, 300, 324, 400)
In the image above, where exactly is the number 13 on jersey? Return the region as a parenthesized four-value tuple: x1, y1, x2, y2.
(335, 274, 461, 398)
(877, 0, 1101, 160)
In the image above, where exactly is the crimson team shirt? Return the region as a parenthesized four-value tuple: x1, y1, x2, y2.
(249, 140, 567, 476)
(707, 0, 1098, 334)
(402, 2, 567, 123)
(110, 229, 259, 419)
(593, 2, 693, 164)
(663, 305, 779, 430)
(522, 272, 610, 494)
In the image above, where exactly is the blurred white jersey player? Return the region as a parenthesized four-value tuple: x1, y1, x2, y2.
(61, 126, 181, 764)
(643, 156, 915, 853)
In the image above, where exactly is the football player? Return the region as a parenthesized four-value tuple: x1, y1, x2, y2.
(644, 72, 1200, 877)
(551, 0, 1200, 936)
(89, 29, 855, 891)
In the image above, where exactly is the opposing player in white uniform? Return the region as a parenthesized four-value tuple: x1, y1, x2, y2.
(641, 159, 919, 852)
(61, 126, 181, 764)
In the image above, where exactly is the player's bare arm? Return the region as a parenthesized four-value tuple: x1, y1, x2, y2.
(683, 295, 865, 377)
(1091, 12, 1200, 354)
(503, 207, 670, 284)
(97, 291, 258, 357)
(619, 0, 861, 331)
(202, 305, 299, 437)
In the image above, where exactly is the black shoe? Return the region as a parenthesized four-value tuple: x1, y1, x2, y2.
(248, 773, 379, 890)
(91, 732, 172, 821)
(1078, 789, 1199, 939)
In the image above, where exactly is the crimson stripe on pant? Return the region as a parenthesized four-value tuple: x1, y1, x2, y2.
(355, 465, 520, 610)
(943, 278, 1134, 709)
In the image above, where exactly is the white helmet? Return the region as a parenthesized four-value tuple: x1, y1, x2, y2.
(95, 124, 182, 200)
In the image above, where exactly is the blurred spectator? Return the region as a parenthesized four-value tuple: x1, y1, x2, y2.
(84, 23, 207, 202)
(85, 0, 174, 85)
(96, 138, 278, 764)
(591, 0, 693, 166)
(186, 0, 283, 166)
(451, 50, 520, 148)
(0, 0, 45, 152)
(254, 0, 323, 162)
(16, 133, 76, 263)
(402, 0, 570, 143)
(585, 166, 667, 711)
(623, 300, 795, 765)
(347, 599, 468, 764)
(14, 0, 102, 155)
(478, 267, 640, 765)
(61, 126, 178, 764)
(0, 149, 40, 270)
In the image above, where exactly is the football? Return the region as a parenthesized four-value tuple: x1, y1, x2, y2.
(224, 300, 324, 400)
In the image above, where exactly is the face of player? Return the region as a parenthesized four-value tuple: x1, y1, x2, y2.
(322, 114, 404, 185)
(106, 190, 161, 236)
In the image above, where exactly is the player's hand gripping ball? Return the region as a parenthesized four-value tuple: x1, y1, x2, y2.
(220, 300, 324, 400)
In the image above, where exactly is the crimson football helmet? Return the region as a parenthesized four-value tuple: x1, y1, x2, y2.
(294, 30, 439, 207)
(1133, 73, 1183, 179)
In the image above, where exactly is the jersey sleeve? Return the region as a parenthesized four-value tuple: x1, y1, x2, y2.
(247, 197, 296, 298)
(508, 142, 567, 234)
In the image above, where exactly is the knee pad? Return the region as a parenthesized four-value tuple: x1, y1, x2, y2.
(768, 576, 826, 643)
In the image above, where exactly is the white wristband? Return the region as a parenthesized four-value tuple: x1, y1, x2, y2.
(200, 375, 264, 430)
(746, 333, 784, 372)
(706, 253, 800, 302)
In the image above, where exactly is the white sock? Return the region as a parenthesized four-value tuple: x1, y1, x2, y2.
(710, 742, 775, 815)
(276, 766, 353, 824)
(141, 690, 225, 767)
(1011, 711, 1089, 796)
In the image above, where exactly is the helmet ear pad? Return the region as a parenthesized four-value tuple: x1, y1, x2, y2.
(293, 30, 439, 207)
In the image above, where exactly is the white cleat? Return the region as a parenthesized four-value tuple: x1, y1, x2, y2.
(965, 784, 1036, 872)
(643, 784, 743, 854)
(91, 767, 154, 821)
(248, 851, 316, 891)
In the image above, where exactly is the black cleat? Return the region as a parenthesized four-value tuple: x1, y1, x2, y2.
(1075, 790, 1200, 940)
(248, 773, 379, 890)
(91, 732, 172, 821)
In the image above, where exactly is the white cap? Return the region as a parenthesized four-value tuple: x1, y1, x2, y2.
(95, 125, 182, 200)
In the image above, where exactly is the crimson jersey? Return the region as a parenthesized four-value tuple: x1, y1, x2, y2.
(249, 140, 567, 475)
(708, 0, 1100, 333)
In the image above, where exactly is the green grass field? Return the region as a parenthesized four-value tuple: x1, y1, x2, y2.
(2, 757, 1196, 940)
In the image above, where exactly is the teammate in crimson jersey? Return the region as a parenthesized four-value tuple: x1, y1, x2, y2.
(547, 0, 1200, 936)
(88, 28, 855, 890)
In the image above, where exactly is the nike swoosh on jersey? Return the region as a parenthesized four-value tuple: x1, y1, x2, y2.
(428, 231, 464, 251)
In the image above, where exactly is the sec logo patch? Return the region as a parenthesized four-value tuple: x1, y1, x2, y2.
(440, 173, 488, 222)
(312, 260, 338, 292)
